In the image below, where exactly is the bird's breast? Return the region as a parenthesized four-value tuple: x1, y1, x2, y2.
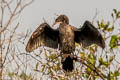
(60, 26, 74, 41)
(59, 26, 75, 53)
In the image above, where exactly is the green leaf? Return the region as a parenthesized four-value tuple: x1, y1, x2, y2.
(19, 72, 28, 79)
(101, 20, 105, 28)
(35, 62, 39, 70)
(8, 72, 14, 77)
(107, 26, 114, 32)
(41, 65, 45, 72)
(49, 54, 56, 60)
(117, 16, 120, 18)
(97, 20, 101, 28)
(99, 57, 109, 66)
(75, 42, 79, 47)
(86, 67, 92, 74)
(114, 70, 120, 77)
(109, 35, 118, 48)
(104, 21, 110, 30)
(82, 73, 89, 78)
(98, 20, 110, 31)
(109, 56, 114, 62)
(117, 11, 120, 18)
(113, 9, 117, 14)
(111, 13, 114, 18)
(88, 54, 96, 64)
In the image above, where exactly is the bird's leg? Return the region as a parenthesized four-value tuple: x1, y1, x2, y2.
(61, 52, 78, 61)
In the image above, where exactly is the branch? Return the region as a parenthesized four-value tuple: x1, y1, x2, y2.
(3, 23, 19, 66)
(77, 57, 107, 80)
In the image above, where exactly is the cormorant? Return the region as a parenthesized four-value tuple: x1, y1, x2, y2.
(26, 15, 105, 72)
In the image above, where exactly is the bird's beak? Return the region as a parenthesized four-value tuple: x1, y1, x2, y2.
(52, 22, 61, 27)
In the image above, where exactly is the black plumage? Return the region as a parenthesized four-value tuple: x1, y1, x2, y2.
(26, 15, 105, 71)
(26, 23, 59, 52)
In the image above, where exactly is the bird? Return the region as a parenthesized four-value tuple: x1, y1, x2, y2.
(26, 15, 105, 72)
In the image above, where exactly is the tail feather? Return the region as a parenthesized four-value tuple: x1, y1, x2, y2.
(62, 55, 77, 71)
(62, 56, 73, 71)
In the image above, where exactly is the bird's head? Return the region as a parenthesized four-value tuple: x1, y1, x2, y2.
(52, 15, 69, 26)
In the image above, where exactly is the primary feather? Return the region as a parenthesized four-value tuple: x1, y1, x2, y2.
(26, 23, 59, 52)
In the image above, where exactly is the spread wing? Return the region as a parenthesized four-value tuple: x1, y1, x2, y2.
(74, 21, 105, 48)
(26, 23, 60, 52)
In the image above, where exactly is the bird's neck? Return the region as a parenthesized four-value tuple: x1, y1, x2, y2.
(61, 21, 69, 25)
(59, 22, 67, 28)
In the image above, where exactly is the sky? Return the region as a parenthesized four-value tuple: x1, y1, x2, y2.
(19, 0, 120, 32)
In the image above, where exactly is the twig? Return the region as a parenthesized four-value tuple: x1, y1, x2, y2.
(3, 23, 19, 65)
(77, 57, 107, 80)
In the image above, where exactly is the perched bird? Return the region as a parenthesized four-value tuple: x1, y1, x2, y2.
(26, 15, 105, 72)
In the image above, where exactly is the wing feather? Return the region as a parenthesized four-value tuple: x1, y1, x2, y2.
(74, 21, 105, 48)
(26, 23, 59, 52)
